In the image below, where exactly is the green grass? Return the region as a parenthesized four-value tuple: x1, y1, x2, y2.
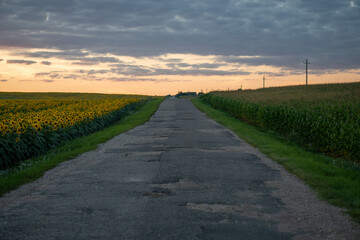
(0, 97, 164, 196)
(192, 97, 360, 223)
(205, 83, 360, 163)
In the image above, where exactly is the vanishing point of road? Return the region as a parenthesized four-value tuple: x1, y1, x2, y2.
(0, 98, 359, 239)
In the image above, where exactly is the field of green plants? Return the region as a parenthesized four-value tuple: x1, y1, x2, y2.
(200, 82, 360, 162)
(0, 93, 151, 170)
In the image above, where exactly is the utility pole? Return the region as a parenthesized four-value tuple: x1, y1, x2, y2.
(304, 58, 310, 86)
(263, 75, 265, 88)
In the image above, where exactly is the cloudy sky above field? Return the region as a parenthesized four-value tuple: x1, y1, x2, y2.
(0, 0, 359, 95)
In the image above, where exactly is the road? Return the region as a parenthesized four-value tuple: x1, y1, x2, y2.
(0, 98, 359, 239)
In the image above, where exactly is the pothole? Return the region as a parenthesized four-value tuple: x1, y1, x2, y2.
(146, 159, 160, 162)
(186, 203, 245, 214)
(150, 178, 201, 191)
(185, 203, 262, 217)
(143, 188, 171, 197)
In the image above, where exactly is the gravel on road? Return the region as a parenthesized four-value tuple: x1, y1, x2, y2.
(0, 98, 359, 239)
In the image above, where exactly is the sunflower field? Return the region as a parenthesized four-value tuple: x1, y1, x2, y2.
(0, 94, 148, 169)
(200, 82, 360, 163)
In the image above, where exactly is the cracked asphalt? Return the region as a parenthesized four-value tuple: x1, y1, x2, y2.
(1, 98, 359, 239)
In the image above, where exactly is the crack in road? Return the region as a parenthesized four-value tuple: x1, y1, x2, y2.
(0, 98, 359, 240)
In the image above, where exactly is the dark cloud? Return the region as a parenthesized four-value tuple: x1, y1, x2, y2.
(0, 0, 359, 71)
(19, 49, 122, 65)
(82, 57, 121, 63)
(7, 59, 37, 65)
(167, 63, 192, 68)
(166, 63, 226, 69)
(71, 56, 122, 65)
(33, 63, 249, 78)
(149, 68, 251, 76)
(0, 79, 7, 82)
(41, 61, 51, 65)
(20, 50, 89, 59)
(110, 63, 250, 76)
(0, 59, 3, 62)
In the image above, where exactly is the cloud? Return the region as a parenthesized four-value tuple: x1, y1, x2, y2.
(19, 50, 123, 65)
(81, 57, 121, 63)
(149, 68, 251, 76)
(110, 63, 251, 76)
(0, 79, 7, 82)
(34, 71, 62, 77)
(72, 57, 122, 65)
(0, 0, 359, 72)
(7, 59, 37, 65)
(256, 71, 291, 77)
(34, 72, 51, 77)
(157, 58, 183, 63)
(34, 70, 89, 80)
(71, 61, 97, 66)
(41, 61, 51, 65)
(62, 74, 80, 79)
(20, 50, 89, 59)
(49, 74, 60, 79)
(0, 59, 3, 62)
(166, 63, 226, 69)
(107, 77, 189, 82)
(86, 69, 110, 75)
(19, 50, 122, 64)
(20, 79, 55, 83)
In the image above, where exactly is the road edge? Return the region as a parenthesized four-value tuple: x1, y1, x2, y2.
(191, 96, 360, 224)
(0, 97, 164, 197)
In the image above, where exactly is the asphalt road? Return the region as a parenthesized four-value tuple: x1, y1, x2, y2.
(0, 98, 359, 239)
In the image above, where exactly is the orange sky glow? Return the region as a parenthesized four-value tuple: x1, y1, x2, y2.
(1, 47, 359, 96)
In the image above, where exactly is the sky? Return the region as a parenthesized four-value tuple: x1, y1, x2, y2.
(0, 0, 359, 95)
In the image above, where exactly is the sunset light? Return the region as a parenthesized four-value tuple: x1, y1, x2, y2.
(1, 1, 360, 238)
(0, 0, 359, 95)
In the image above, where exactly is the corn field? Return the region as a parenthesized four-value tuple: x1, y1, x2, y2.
(201, 82, 360, 163)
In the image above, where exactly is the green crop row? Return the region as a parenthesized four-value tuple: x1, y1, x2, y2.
(201, 93, 360, 163)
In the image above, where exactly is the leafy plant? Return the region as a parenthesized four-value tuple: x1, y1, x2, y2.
(0, 95, 150, 169)
(201, 82, 360, 163)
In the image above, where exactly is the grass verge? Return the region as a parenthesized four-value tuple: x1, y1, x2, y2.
(192, 97, 360, 223)
(0, 97, 164, 196)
